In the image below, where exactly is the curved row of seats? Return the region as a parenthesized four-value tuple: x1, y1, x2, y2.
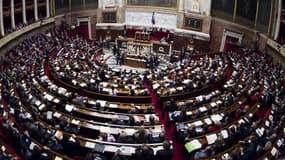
(176, 49, 285, 159)
(0, 30, 171, 160)
(0, 26, 284, 160)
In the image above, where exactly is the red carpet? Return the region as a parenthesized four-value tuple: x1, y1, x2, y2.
(144, 82, 185, 160)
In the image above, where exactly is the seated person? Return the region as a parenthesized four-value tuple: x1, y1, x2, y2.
(134, 127, 149, 144)
(155, 140, 173, 160)
(193, 146, 214, 160)
(135, 144, 154, 160)
(97, 132, 116, 142)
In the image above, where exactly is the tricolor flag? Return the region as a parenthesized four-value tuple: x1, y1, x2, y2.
(152, 11, 155, 25)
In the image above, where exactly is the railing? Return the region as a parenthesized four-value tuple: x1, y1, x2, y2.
(267, 38, 285, 58)
(0, 17, 54, 49)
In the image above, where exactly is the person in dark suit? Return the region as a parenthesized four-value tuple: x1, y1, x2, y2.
(239, 136, 258, 160)
(155, 140, 173, 160)
(135, 144, 154, 160)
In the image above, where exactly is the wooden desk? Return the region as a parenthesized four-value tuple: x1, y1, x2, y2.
(124, 57, 146, 68)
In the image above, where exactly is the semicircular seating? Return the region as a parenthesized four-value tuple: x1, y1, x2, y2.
(0, 26, 284, 160)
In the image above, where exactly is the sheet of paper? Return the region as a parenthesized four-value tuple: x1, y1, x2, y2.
(221, 130, 229, 139)
(94, 143, 105, 153)
(271, 147, 277, 156)
(206, 134, 217, 145)
(109, 103, 118, 108)
(45, 94, 54, 101)
(199, 106, 207, 112)
(54, 130, 63, 140)
(210, 114, 223, 122)
(46, 111, 53, 119)
(39, 104, 46, 111)
(29, 142, 37, 150)
(153, 146, 164, 155)
(54, 156, 63, 160)
(53, 112, 62, 118)
(35, 100, 41, 106)
(71, 119, 80, 125)
(65, 104, 74, 112)
(185, 139, 202, 153)
(204, 118, 212, 125)
(119, 146, 135, 155)
(104, 145, 118, 152)
(85, 141, 96, 148)
(193, 120, 203, 127)
(53, 98, 60, 103)
(124, 128, 135, 135)
(96, 100, 106, 107)
(100, 126, 110, 133)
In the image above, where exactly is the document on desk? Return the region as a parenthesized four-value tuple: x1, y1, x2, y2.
(109, 127, 120, 134)
(35, 100, 41, 106)
(152, 83, 160, 89)
(271, 147, 277, 156)
(88, 100, 96, 105)
(53, 98, 60, 103)
(221, 130, 229, 139)
(39, 104, 46, 111)
(54, 130, 63, 140)
(265, 120, 270, 127)
(125, 128, 135, 135)
(54, 156, 63, 160)
(238, 119, 245, 124)
(185, 139, 202, 153)
(46, 111, 53, 120)
(186, 111, 192, 116)
(96, 100, 106, 107)
(71, 119, 80, 125)
(109, 103, 118, 108)
(29, 142, 37, 150)
(119, 146, 135, 156)
(210, 114, 223, 122)
(193, 120, 203, 127)
(255, 127, 265, 137)
(210, 102, 216, 107)
(53, 112, 62, 118)
(199, 106, 207, 112)
(204, 118, 212, 125)
(104, 145, 118, 152)
(100, 126, 110, 133)
(153, 146, 164, 155)
(94, 143, 105, 153)
(206, 134, 217, 145)
(45, 94, 54, 101)
(65, 104, 74, 112)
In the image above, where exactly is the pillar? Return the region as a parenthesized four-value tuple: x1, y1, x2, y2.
(0, 0, 4, 36)
(34, 0, 38, 21)
(22, 0, 27, 24)
(11, 0, 15, 29)
(46, 0, 50, 18)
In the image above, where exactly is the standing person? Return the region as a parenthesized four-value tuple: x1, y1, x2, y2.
(113, 46, 117, 56)
(120, 52, 125, 66)
(180, 47, 185, 62)
(116, 50, 121, 65)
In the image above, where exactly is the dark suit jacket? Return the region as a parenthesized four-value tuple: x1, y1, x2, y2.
(156, 149, 173, 160)
(135, 148, 154, 160)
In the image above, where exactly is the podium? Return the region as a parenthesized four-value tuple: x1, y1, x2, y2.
(135, 32, 150, 41)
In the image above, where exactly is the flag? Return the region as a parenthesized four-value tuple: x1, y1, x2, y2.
(152, 12, 155, 25)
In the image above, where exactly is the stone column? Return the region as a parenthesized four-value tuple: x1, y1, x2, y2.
(0, 0, 4, 36)
(46, 0, 50, 18)
(34, 0, 38, 21)
(22, 0, 27, 24)
(11, 0, 15, 29)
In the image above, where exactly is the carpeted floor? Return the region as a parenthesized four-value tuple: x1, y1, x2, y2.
(144, 82, 185, 160)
